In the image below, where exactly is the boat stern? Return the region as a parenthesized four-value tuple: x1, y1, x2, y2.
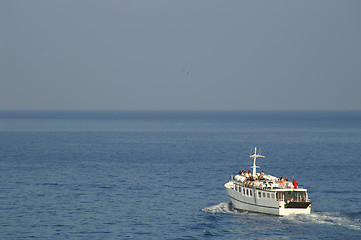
(278, 200, 311, 216)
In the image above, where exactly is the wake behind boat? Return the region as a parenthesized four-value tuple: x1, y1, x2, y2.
(224, 147, 311, 216)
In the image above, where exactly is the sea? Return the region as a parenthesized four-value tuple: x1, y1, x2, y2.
(1, 110, 361, 240)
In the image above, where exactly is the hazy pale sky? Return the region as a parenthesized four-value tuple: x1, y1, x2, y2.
(1, 1, 361, 110)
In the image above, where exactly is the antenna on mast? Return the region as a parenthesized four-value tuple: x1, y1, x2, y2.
(250, 147, 265, 178)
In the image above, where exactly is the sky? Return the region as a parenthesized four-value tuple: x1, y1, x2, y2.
(1, 0, 361, 110)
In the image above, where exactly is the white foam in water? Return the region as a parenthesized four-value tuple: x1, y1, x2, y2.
(202, 202, 251, 215)
(203, 203, 361, 232)
(202, 202, 235, 214)
(285, 212, 361, 231)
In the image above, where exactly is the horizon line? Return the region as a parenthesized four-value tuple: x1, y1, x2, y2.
(0, 109, 360, 112)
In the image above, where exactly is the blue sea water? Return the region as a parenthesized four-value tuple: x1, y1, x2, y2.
(1, 110, 361, 239)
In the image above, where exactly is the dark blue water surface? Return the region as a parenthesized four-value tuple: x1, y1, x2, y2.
(1, 111, 361, 239)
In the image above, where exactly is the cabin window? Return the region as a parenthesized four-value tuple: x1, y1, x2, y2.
(243, 188, 245, 195)
(271, 194, 275, 199)
(250, 190, 252, 196)
(267, 193, 270, 198)
(277, 191, 307, 202)
(277, 192, 287, 201)
(277, 192, 282, 201)
(258, 192, 261, 198)
(246, 189, 249, 196)
(263, 193, 266, 198)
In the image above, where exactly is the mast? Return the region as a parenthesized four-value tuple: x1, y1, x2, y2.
(250, 147, 264, 178)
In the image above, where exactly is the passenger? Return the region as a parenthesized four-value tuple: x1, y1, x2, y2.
(260, 171, 264, 180)
(280, 177, 286, 184)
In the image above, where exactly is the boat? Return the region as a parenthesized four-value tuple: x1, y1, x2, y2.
(224, 147, 311, 216)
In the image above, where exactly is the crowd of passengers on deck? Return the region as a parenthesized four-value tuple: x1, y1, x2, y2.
(238, 170, 292, 190)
